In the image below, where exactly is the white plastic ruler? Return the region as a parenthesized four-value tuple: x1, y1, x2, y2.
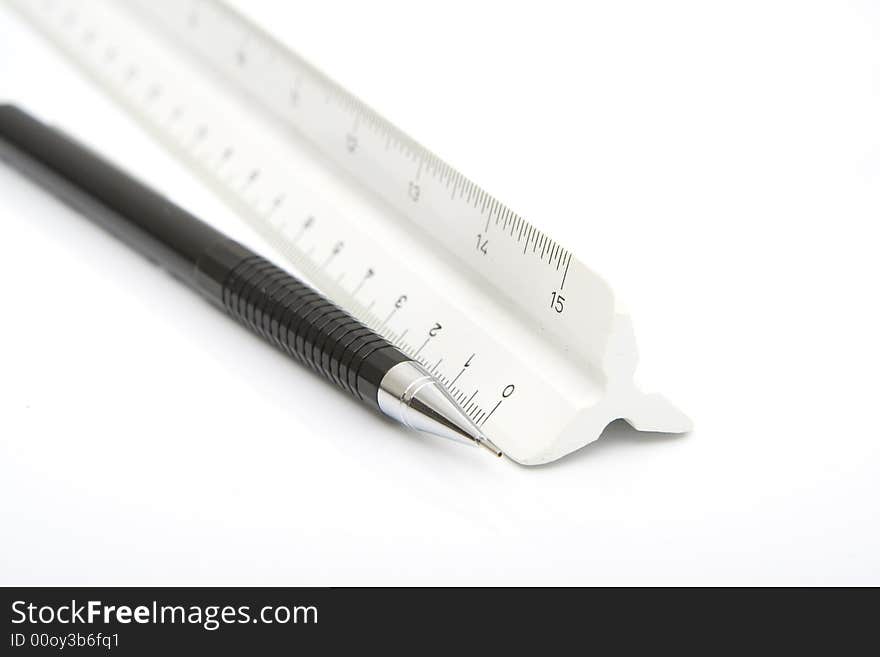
(8, 0, 690, 464)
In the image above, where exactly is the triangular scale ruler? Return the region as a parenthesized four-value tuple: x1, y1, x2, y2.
(10, 0, 690, 464)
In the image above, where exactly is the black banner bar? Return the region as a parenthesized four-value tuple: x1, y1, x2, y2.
(1, 587, 874, 653)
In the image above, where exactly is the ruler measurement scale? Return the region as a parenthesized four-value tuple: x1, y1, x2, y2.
(132, 0, 615, 368)
(10, 0, 689, 463)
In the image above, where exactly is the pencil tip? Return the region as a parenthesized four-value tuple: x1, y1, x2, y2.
(477, 435, 504, 458)
(378, 361, 505, 459)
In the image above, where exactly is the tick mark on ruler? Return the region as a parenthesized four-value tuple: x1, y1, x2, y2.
(352, 271, 373, 296)
(294, 216, 314, 243)
(481, 400, 502, 426)
(266, 195, 284, 215)
(382, 307, 398, 326)
(413, 336, 433, 357)
(464, 389, 478, 407)
(560, 254, 571, 290)
(323, 241, 343, 268)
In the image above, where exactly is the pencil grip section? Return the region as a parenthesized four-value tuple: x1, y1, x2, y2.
(194, 239, 408, 408)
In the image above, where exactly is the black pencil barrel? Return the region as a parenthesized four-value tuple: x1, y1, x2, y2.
(0, 104, 407, 407)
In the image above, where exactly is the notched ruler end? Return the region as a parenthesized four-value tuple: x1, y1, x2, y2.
(546, 313, 692, 465)
(9, 0, 690, 464)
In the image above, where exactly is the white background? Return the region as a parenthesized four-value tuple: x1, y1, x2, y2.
(1, 0, 878, 585)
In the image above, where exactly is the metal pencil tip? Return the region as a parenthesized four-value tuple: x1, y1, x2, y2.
(477, 436, 504, 458)
(377, 361, 506, 459)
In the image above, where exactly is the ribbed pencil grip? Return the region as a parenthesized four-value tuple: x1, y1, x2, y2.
(195, 239, 408, 408)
